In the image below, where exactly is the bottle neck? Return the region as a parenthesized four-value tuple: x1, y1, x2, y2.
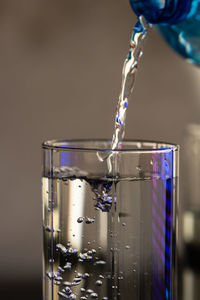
(130, 0, 192, 24)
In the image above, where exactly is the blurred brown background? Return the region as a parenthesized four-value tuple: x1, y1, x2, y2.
(0, 0, 200, 298)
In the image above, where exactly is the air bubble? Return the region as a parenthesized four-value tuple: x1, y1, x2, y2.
(67, 247, 78, 255)
(95, 280, 102, 286)
(73, 277, 82, 285)
(46, 271, 56, 280)
(56, 244, 68, 255)
(77, 217, 84, 223)
(45, 226, 52, 232)
(136, 166, 142, 171)
(96, 260, 106, 265)
(64, 287, 72, 295)
(80, 297, 87, 300)
(122, 222, 126, 227)
(85, 217, 95, 224)
(54, 281, 61, 286)
(64, 262, 72, 270)
(54, 275, 63, 281)
(125, 245, 130, 249)
(80, 288, 86, 293)
(63, 281, 72, 287)
(86, 289, 94, 294)
(99, 275, 104, 279)
(83, 273, 90, 279)
(91, 293, 98, 298)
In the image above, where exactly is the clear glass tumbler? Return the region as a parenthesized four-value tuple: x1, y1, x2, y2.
(42, 140, 179, 300)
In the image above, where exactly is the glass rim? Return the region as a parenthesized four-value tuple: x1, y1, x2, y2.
(42, 139, 179, 153)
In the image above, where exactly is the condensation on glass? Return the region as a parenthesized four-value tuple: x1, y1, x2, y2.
(42, 140, 179, 300)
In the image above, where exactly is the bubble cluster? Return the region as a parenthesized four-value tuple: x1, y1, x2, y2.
(56, 243, 78, 256)
(88, 179, 113, 212)
(53, 166, 88, 179)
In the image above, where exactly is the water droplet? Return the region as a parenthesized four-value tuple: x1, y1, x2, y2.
(85, 217, 95, 224)
(125, 245, 130, 249)
(150, 160, 153, 165)
(91, 293, 98, 298)
(54, 281, 61, 286)
(80, 288, 86, 293)
(99, 275, 104, 279)
(77, 217, 85, 223)
(80, 297, 87, 300)
(92, 249, 96, 254)
(95, 280, 102, 286)
(122, 222, 126, 227)
(102, 297, 108, 300)
(64, 262, 72, 270)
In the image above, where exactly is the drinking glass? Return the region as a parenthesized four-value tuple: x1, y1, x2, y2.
(42, 140, 179, 300)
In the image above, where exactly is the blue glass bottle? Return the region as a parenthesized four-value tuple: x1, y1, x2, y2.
(130, 0, 200, 65)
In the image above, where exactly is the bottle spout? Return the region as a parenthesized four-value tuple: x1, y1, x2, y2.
(129, 0, 191, 24)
